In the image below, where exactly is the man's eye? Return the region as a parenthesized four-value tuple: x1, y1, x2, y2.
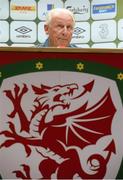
(57, 25, 63, 28)
(67, 26, 73, 30)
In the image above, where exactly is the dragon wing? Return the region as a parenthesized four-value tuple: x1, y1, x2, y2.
(53, 89, 116, 149)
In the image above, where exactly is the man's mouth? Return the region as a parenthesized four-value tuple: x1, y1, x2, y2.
(58, 38, 68, 41)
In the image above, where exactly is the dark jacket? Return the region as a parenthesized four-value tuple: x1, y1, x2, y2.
(36, 38, 77, 48)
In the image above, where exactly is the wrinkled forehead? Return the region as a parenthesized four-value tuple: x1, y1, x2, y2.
(51, 12, 74, 25)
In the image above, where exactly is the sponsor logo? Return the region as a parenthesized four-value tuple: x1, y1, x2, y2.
(11, 5, 36, 11)
(74, 27, 85, 35)
(93, 3, 115, 14)
(99, 23, 109, 39)
(41, 4, 55, 17)
(14, 26, 32, 38)
(73, 27, 86, 39)
(15, 26, 32, 34)
(66, 6, 88, 15)
(47, 4, 54, 11)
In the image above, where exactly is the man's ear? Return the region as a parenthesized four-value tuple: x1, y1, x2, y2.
(44, 24, 49, 35)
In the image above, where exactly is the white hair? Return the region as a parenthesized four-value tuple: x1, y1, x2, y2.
(45, 8, 75, 27)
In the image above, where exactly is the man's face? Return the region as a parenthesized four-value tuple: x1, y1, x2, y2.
(44, 13, 74, 47)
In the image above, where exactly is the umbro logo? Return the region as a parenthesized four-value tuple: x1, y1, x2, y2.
(15, 26, 32, 34)
(73, 27, 85, 35)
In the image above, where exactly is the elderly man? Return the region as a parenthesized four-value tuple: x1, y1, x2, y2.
(37, 8, 76, 47)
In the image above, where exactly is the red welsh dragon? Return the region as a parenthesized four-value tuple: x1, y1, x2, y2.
(0, 80, 116, 179)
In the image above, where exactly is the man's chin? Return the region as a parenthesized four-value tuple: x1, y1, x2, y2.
(57, 43, 68, 47)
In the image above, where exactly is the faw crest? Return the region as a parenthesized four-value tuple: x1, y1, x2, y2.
(0, 68, 123, 179)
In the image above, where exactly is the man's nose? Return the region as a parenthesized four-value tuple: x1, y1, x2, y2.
(62, 26, 68, 34)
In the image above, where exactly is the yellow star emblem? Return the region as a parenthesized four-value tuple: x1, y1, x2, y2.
(76, 62, 84, 71)
(117, 72, 123, 80)
(35, 62, 43, 70)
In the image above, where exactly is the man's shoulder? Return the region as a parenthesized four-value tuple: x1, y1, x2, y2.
(69, 44, 78, 48)
(35, 42, 78, 48)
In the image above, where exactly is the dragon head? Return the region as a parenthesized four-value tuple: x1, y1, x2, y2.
(32, 83, 78, 109)
(31, 83, 78, 122)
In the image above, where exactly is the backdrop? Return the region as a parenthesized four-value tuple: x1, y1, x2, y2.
(0, 0, 123, 48)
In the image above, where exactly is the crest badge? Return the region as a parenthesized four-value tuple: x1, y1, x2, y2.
(0, 59, 123, 179)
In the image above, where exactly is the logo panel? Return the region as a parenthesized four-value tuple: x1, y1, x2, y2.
(0, 43, 8, 47)
(91, 0, 117, 20)
(0, 0, 9, 19)
(38, 0, 63, 21)
(71, 22, 90, 44)
(91, 42, 116, 49)
(11, 43, 34, 47)
(118, 19, 123, 41)
(65, 0, 90, 21)
(118, 42, 123, 48)
(91, 20, 116, 43)
(10, 0, 36, 20)
(10, 21, 36, 43)
(38, 22, 47, 43)
(0, 21, 9, 42)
